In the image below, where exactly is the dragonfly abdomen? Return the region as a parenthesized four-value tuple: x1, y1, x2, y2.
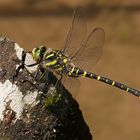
(70, 67, 140, 97)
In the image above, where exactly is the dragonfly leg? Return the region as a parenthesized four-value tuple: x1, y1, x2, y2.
(34, 65, 45, 81)
(13, 50, 27, 81)
(18, 67, 47, 91)
(19, 79, 39, 90)
(54, 75, 63, 88)
(13, 50, 40, 81)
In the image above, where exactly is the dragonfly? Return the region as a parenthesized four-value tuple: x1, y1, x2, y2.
(14, 8, 140, 98)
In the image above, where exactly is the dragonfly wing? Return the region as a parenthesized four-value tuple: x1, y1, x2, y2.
(71, 27, 105, 72)
(61, 76, 80, 98)
(63, 8, 87, 57)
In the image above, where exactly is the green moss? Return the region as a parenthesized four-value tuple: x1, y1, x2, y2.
(42, 87, 62, 109)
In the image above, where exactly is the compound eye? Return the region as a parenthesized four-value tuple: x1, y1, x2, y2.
(35, 50, 41, 60)
(36, 50, 41, 56)
(32, 48, 41, 61)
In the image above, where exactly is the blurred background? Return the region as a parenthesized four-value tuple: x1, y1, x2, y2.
(1, 0, 140, 140)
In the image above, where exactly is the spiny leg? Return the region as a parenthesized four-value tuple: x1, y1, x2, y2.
(19, 79, 39, 90)
(13, 50, 34, 80)
(13, 50, 40, 81)
(34, 65, 45, 81)
(19, 64, 47, 89)
(16, 66, 44, 92)
(54, 75, 63, 88)
(13, 50, 27, 81)
(13, 49, 63, 91)
(12, 49, 48, 91)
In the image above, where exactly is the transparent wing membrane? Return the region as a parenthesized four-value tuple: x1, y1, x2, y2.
(60, 8, 105, 95)
(72, 28, 105, 71)
(63, 8, 87, 58)
(61, 76, 80, 97)
(63, 8, 105, 72)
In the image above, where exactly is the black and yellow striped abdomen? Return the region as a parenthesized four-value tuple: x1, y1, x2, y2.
(31, 47, 140, 98)
(69, 66, 140, 97)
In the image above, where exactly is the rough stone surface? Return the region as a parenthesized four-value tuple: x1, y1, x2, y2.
(0, 37, 92, 140)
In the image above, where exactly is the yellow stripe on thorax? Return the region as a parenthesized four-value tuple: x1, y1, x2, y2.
(55, 67, 63, 71)
(76, 69, 79, 74)
(46, 53, 54, 59)
(46, 60, 57, 66)
(32, 48, 37, 59)
(71, 67, 75, 73)
(58, 54, 62, 57)
(68, 72, 72, 76)
(63, 58, 68, 63)
(68, 67, 75, 76)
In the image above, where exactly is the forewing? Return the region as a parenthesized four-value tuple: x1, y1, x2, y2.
(63, 8, 87, 57)
(71, 28, 105, 72)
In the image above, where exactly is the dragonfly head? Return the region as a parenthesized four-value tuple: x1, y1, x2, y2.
(32, 46, 46, 62)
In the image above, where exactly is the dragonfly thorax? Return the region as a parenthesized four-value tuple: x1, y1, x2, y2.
(43, 49, 70, 73)
(32, 46, 75, 75)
